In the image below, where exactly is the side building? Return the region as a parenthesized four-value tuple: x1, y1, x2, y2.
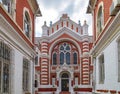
(35, 14, 93, 94)
(87, 0, 120, 93)
(0, 0, 41, 94)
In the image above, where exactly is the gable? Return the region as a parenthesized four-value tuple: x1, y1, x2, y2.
(48, 27, 82, 42)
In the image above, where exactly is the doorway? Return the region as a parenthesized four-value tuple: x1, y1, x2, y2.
(61, 73, 69, 91)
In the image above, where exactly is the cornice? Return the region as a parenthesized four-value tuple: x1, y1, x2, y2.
(0, 14, 36, 57)
(27, 0, 41, 16)
(87, 0, 97, 13)
(91, 11, 120, 56)
(39, 27, 93, 43)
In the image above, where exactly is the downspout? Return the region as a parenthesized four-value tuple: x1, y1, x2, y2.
(32, 7, 42, 94)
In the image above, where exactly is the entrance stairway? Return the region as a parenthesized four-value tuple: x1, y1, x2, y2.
(60, 91, 71, 94)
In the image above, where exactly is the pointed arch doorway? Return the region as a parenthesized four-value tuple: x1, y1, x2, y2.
(61, 73, 69, 91)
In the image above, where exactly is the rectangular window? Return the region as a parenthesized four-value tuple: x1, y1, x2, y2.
(23, 59, 29, 91)
(118, 41, 120, 82)
(35, 56, 38, 65)
(75, 77, 78, 86)
(0, 41, 11, 93)
(35, 80, 38, 88)
(99, 54, 105, 84)
(52, 78, 55, 86)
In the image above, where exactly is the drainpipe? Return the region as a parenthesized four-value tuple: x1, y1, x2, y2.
(32, 7, 42, 94)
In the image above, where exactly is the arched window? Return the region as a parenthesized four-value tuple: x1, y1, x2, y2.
(73, 52, 77, 64)
(53, 53, 57, 65)
(52, 42, 78, 66)
(24, 11, 31, 38)
(60, 52, 64, 65)
(60, 46, 64, 50)
(66, 52, 70, 65)
(59, 43, 71, 65)
(66, 45, 70, 50)
(62, 73, 69, 78)
(97, 6, 104, 36)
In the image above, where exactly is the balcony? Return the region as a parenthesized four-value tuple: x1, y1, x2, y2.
(110, 0, 120, 16)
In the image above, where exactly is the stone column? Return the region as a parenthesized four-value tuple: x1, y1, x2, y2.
(82, 37, 90, 85)
(40, 41, 49, 85)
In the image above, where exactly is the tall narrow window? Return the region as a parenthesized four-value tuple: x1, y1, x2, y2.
(35, 56, 38, 65)
(118, 40, 120, 82)
(23, 59, 29, 91)
(75, 77, 78, 86)
(52, 78, 55, 86)
(53, 53, 57, 65)
(57, 25, 59, 30)
(0, 41, 11, 93)
(60, 52, 64, 65)
(73, 52, 77, 64)
(35, 80, 38, 88)
(99, 54, 105, 83)
(97, 6, 104, 36)
(52, 42, 78, 66)
(66, 52, 70, 65)
(24, 12, 31, 38)
(3, 63, 9, 93)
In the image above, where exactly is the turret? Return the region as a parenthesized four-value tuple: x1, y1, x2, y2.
(42, 21, 49, 36)
(83, 20, 88, 35)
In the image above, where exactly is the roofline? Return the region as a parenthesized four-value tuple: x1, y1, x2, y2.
(86, 0, 97, 14)
(34, 0, 42, 16)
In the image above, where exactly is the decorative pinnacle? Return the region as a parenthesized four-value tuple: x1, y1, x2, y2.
(44, 21, 46, 25)
(84, 20, 87, 24)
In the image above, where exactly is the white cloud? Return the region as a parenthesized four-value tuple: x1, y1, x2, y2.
(35, 0, 92, 37)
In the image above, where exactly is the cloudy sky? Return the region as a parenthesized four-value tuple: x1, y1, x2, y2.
(35, 0, 92, 37)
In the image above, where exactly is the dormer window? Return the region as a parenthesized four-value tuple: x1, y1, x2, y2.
(97, 6, 104, 37)
(24, 11, 31, 38)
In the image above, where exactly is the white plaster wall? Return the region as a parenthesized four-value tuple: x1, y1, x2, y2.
(14, 49, 23, 94)
(95, 36, 120, 91)
(38, 92, 53, 94)
(30, 60, 34, 94)
(13, 48, 34, 94)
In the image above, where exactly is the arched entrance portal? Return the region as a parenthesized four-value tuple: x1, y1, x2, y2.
(61, 73, 69, 91)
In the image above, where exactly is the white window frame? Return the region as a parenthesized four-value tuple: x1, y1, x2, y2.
(35, 55, 39, 66)
(23, 7, 32, 41)
(96, 2, 104, 38)
(52, 52, 57, 65)
(59, 43, 71, 65)
(73, 51, 78, 65)
(22, 58, 30, 92)
(98, 54, 105, 84)
(117, 40, 120, 82)
(75, 77, 78, 86)
(52, 78, 55, 86)
(0, 41, 11, 94)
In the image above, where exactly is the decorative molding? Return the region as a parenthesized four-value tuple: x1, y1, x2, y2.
(0, 15, 36, 58)
(91, 11, 120, 56)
